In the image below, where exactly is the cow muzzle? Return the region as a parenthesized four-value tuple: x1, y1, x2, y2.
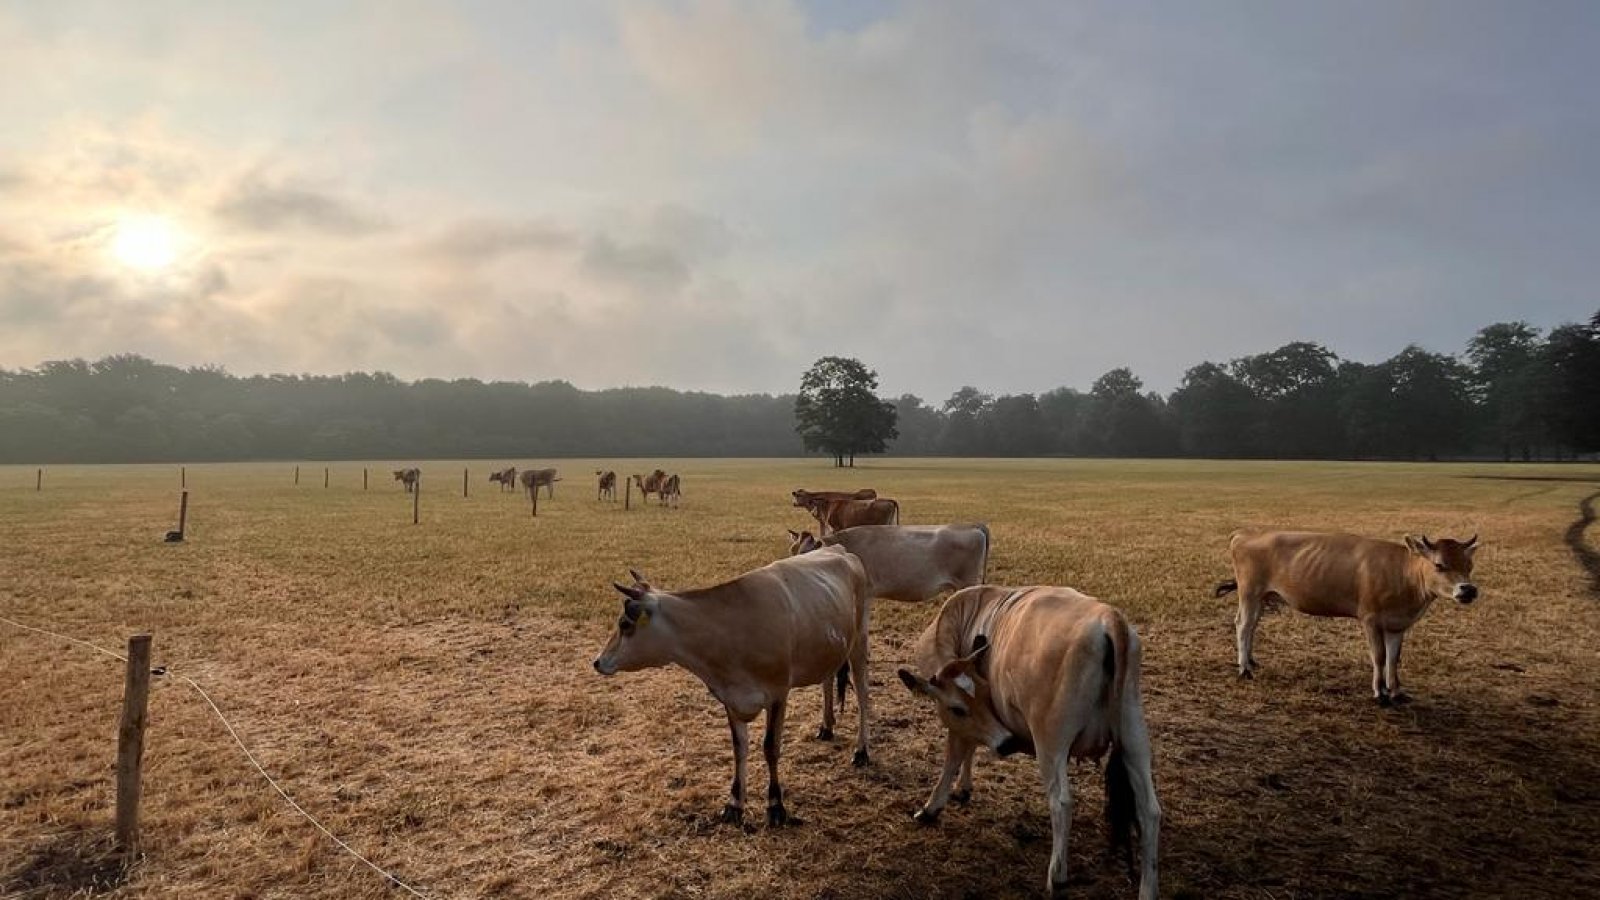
(593, 657, 618, 676)
(1455, 583, 1479, 605)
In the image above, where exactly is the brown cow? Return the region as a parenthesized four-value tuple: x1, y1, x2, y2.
(633, 469, 666, 504)
(795, 493, 899, 536)
(489, 467, 518, 492)
(519, 467, 559, 499)
(392, 468, 420, 493)
(596, 470, 617, 502)
(592, 548, 873, 827)
(787, 524, 989, 603)
(899, 585, 1160, 899)
(660, 473, 682, 508)
(792, 488, 877, 506)
(1216, 530, 1480, 703)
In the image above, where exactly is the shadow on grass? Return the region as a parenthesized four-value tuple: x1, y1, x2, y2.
(1564, 491, 1600, 599)
(0, 830, 130, 899)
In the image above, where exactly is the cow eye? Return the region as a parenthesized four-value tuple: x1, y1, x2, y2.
(949, 706, 969, 718)
(1434, 563, 1447, 572)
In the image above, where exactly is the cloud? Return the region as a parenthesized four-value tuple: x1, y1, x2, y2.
(214, 176, 386, 236)
(420, 219, 578, 264)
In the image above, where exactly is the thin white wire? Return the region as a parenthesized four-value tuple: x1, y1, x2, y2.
(0, 614, 436, 899)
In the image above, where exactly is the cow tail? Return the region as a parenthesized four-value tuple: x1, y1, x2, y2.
(976, 523, 992, 583)
(1214, 579, 1238, 598)
(1103, 612, 1136, 866)
(835, 663, 851, 713)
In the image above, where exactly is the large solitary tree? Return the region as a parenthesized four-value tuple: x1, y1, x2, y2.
(794, 356, 898, 467)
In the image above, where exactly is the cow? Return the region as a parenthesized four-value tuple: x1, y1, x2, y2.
(898, 585, 1160, 900)
(596, 470, 617, 502)
(791, 488, 877, 506)
(519, 467, 559, 499)
(794, 492, 900, 536)
(392, 468, 420, 493)
(786, 524, 989, 604)
(1216, 530, 1480, 704)
(592, 548, 873, 827)
(489, 467, 518, 492)
(660, 473, 682, 508)
(633, 469, 666, 504)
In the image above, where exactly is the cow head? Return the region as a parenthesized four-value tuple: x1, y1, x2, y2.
(1404, 534, 1480, 604)
(897, 636, 1022, 755)
(593, 570, 670, 675)
(786, 529, 823, 555)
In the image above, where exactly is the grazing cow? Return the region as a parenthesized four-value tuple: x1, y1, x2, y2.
(519, 467, 559, 499)
(633, 469, 666, 504)
(660, 473, 682, 508)
(1216, 530, 1480, 703)
(489, 467, 518, 492)
(794, 493, 900, 536)
(596, 470, 617, 502)
(392, 468, 420, 493)
(592, 548, 873, 827)
(898, 585, 1160, 899)
(787, 524, 989, 603)
(791, 488, 877, 506)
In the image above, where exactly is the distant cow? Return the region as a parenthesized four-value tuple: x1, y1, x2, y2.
(787, 524, 989, 603)
(519, 467, 559, 499)
(1216, 531, 1480, 704)
(597, 470, 617, 502)
(899, 585, 1160, 899)
(592, 548, 873, 827)
(489, 467, 518, 492)
(660, 473, 682, 508)
(794, 492, 899, 536)
(633, 469, 666, 504)
(392, 468, 420, 493)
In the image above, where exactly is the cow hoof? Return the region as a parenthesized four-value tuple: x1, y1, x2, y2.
(1248, 657, 1260, 670)
(719, 804, 744, 825)
(951, 789, 972, 806)
(767, 804, 788, 827)
(815, 727, 834, 742)
(1238, 668, 1254, 681)
(912, 808, 940, 826)
(1375, 693, 1392, 707)
(852, 749, 870, 768)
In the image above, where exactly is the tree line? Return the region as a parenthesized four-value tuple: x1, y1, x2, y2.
(1, 312, 1595, 464)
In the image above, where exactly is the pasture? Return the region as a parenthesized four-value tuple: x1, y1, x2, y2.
(2, 459, 1598, 899)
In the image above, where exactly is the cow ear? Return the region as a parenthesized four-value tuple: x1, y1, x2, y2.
(897, 668, 932, 696)
(787, 529, 800, 540)
(1403, 535, 1430, 557)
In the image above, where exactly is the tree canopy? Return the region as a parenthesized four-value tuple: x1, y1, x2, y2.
(793, 357, 899, 467)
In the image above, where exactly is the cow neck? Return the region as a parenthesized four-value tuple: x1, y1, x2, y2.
(1405, 557, 1439, 614)
(649, 590, 740, 684)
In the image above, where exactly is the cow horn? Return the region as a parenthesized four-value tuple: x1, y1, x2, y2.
(613, 582, 644, 601)
(1465, 533, 1479, 547)
(628, 568, 649, 586)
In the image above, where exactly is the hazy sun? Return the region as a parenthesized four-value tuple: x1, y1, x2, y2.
(111, 215, 182, 271)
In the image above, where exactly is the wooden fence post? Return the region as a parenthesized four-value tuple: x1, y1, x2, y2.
(36, 468, 42, 491)
(116, 634, 153, 854)
(625, 477, 631, 510)
(463, 467, 469, 498)
(324, 467, 329, 488)
(180, 466, 186, 489)
(363, 468, 368, 491)
(294, 465, 300, 486)
(413, 474, 421, 525)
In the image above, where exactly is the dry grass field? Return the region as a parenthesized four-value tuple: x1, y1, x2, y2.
(2, 458, 1598, 900)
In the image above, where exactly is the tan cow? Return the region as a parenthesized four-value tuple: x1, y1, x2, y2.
(898, 585, 1160, 899)
(392, 468, 420, 493)
(519, 467, 559, 499)
(592, 547, 873, 827)
(1216, 530, 1480, 704)
(660, 473, 682, 508)
(596, 470, 617, 502)
(489, 467, 518, 492)
(633, 469, 666, 504)
(787, 524, 989, 603)
(794, 493, 900, 536)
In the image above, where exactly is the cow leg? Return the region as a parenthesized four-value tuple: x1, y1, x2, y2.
(1235, 589, 1264, 678)
(850, 640, 871, 767)
(952, 747, 976, 805)
(722, 713, 750, 824)
(1362, 619, 1390, 704)
(764, 698, 790, 826)
(1039, 746, 1075, 897)
(1384, 630, 1409, 703)
(1119, 694, 1162, 900)
(914, 732, 971, 824)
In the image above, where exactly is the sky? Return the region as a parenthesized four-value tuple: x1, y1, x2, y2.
(2, 1, 1597, 400)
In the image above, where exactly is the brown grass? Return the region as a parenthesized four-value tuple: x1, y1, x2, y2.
(2, 458, 1598, 899)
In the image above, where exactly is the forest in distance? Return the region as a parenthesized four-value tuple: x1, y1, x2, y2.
(1, 311, 1596, 465)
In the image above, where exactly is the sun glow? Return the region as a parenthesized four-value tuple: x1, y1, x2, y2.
(111, 215, 183, 272)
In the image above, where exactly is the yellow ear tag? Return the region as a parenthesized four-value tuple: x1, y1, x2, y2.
(636, 610, 651, 627)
